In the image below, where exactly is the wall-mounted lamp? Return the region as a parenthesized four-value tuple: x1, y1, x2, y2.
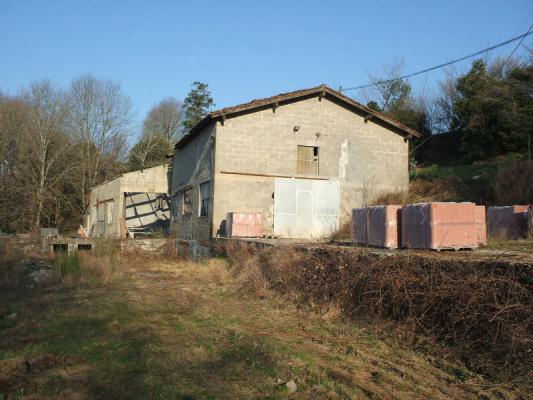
(315, 132, 321, 138)
(293, 126, 300, 133)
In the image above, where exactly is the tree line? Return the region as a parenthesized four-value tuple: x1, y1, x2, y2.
(1, 54, 531, 233)
(362, 53, 532, 163)
(0, 78, 213, 233)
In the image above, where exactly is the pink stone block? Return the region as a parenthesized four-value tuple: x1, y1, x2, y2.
(475, 206, 487, 245)
(487, 205, 529, 240)
(402, 202, 478, 250)
(226, 212, 263, 238)
(366, 205, 402, 249)
(351, 208, 368, 244)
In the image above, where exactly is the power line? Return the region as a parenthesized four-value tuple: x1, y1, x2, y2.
(502, 22, 533, 69)
(340, 29, 533, 92)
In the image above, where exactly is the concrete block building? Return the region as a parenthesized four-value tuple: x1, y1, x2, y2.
(170, 85, 420, 242)
(86, 165, 170, 238)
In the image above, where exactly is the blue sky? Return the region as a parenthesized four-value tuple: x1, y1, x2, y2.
(1, 0, 532, 135)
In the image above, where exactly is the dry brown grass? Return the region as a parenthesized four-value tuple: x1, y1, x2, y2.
(329, 220, 351, 242)
(217, 241, 272, 297)
(221, 241, 533, 387)
(172, 258, 231, 285)
(3, 238, 528, 399)
(372, 177, 467, 205)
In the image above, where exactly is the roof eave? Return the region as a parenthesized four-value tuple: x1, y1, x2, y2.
(174, 115, 214, 149)
(323, 87, 422, 139)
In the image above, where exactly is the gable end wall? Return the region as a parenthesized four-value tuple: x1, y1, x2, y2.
(211, 96, 408, 237)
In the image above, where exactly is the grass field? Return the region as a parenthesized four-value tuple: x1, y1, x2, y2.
(0, 251, 521, 400)
(414, 157, 520, 182)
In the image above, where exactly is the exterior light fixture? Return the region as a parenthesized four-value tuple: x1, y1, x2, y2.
(293, 126, 300, 133)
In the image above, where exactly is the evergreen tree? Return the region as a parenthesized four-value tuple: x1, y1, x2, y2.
(454, 59, 530, 161)
(181, 81, 214, 132)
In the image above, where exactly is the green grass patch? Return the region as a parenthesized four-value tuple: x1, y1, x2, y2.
(415, 159, 517, 182)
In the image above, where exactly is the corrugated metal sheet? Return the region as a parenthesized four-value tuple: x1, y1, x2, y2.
(274, 178, 339, 238)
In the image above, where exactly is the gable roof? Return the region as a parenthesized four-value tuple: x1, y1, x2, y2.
(175, 84, 421, 149)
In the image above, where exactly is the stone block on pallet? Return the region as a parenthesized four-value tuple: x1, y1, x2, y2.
(366, 205, 402, 249)
(351, 208, 368, 245)
(226, 212, 263, 238)
(402, 202, 478, 250)
(487, 206, 529, 240)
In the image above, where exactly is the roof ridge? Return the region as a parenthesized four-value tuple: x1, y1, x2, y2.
(175, 84, 421, 149)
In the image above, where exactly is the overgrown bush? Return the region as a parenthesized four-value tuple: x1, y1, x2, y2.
(492, 160, 533, 205)
(222, 242, 533, 384)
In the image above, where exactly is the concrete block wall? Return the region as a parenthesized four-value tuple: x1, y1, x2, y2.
(87, 165, 170, 239)
(170, 123, 215, 242)
(121, 164, 169, 193)
(87, 178, 123, 238)
(212, 173, 275, 237)
(212, 96, 409, 236)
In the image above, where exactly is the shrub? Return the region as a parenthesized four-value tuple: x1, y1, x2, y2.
(222, 242, 533, 384)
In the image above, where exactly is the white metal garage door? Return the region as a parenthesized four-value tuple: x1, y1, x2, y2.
(274, 178, 340, 238)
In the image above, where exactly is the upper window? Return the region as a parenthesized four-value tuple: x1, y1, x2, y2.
(199, 181, 211, 217)
(182, 188, 193, 215)
(296, 145, 319, 175)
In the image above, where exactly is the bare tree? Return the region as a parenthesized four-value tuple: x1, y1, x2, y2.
(0, 95, 31, 231)
(434, 68, 459, 133)
(361, 59, 412, 113)
(0, 93, 27, 165)
(128, 133, 170, 171)
(66, 75, 133, 214)
(23, 81, 69, 229)
(143, 98, 181, 144)
(127, 98, 180, 171)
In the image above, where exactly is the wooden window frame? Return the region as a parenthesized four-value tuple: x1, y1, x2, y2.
(296, 145, 319, 175)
